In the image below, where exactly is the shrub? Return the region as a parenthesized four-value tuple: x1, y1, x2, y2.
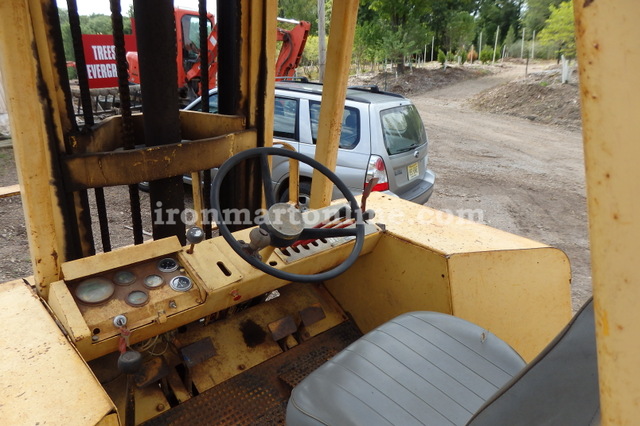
(457, 48, 467, 64)
(479, 47, 494, 64)
(437, 49, 446, 66)
(446, 51, 455, 62)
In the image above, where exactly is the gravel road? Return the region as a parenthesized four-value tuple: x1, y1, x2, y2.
(414, 64, 591, 310)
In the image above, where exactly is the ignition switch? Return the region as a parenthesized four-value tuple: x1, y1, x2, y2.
(113, 314, 127, 328)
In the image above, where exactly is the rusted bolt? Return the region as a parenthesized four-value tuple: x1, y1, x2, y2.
(238, 364, 246, 371)
(156, 403, 165, 412)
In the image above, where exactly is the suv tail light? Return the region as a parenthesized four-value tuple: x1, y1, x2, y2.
(365, 155, 389, 191)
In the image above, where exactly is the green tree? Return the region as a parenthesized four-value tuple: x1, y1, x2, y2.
(358, 1, 432, 73)
(57, 8, 133, 67)
(445, 11, 476, 51)
(278, 0, 320, 34)
(474, 0, 522, 47)
(502, 25, 516, 56)
(58, 8, 74, 61)
(80, 14, 112, 35)
(537, 1, 576, 58)
(422, 0, 476, 51)
(523, 0, 564, 34)
(301, 34, 319, 66)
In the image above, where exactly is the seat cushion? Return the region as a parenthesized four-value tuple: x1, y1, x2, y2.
(287, 312, 525, 426)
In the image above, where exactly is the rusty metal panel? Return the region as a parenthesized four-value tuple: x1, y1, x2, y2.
(182, 282, 349, 392)
(142, 320, 362, 425)
(180, 338, 217, 369)
(299, 303, 326, 328)
(268, 316, 298, 341)
(69, 112, 245, 154)
(135, 357, 171, 388)
(62, 130, 257, 190)
(103, 373, 170, 425)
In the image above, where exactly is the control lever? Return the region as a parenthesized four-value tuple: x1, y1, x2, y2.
(186, 226, 205, 254)
(118, 348, 143, 426)
(361, 177, 379, 213)
(117, 321, 142, 426)
(240, 227, 272, 260)
(328, 206, 375, 222)
(290, 209, 375, 249)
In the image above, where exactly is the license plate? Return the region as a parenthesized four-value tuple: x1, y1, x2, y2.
(407, 162, 419, 180)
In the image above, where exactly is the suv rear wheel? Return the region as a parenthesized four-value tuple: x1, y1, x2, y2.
(279, 180, 312, 211)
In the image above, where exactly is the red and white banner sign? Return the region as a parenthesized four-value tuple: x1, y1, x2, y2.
(81, 34, 137, 89)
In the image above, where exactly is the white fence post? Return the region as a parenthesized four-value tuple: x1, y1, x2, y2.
(492, 26, 500, 64)
(431, 35, 434, 62)
(531, 30, 536, 59)
(561, 55, 570, 83)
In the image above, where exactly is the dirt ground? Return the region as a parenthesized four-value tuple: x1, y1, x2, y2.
(412, 62, 590, 311)
(0, 60, 590, 310)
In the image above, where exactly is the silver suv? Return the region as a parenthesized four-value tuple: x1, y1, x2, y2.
(186, 81, 435, 207)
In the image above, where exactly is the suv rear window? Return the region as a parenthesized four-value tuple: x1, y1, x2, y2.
(380, 105, 427, 155)
(274, 97, 298, 140)
(309, 101, 360, 149)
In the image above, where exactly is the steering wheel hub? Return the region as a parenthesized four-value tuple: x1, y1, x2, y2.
(264, 203, 305, 240)
(212, 147, 365, 283)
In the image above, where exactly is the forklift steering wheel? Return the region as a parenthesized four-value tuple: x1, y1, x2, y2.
(212, 147, 365, 283)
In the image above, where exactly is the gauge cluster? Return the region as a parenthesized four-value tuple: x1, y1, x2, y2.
(67, 255, 202, 345)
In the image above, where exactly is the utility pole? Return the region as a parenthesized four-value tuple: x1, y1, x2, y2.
(317, 0, 326, 82)
(492, 26, 500, 63)
(521, 27, 526, 59)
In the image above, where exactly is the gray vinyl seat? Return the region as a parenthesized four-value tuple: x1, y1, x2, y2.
(287, 299, 599, 426)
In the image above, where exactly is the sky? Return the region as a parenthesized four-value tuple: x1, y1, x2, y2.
(71, 0, 214, 16)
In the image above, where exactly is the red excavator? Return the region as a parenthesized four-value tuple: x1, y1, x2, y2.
(126, 8, 310, 100)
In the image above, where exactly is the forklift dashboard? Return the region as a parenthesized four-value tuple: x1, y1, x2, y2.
(50, 202, 382, 361)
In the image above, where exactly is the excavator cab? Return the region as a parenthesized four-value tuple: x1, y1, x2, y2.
(0, 0, 636, 424)
(178, 10, 213, 71)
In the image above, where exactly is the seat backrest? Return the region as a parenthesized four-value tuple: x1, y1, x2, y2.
(467, 298, 600, 426)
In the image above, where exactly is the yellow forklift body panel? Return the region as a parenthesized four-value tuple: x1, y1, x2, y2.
(0, 280, 117, 424)
(327, 193, 572, 361)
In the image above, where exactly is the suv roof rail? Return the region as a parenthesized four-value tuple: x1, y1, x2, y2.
(348, 84, 381, 92)
(348, 85, 404, 99)
(275, 76, 310, 83)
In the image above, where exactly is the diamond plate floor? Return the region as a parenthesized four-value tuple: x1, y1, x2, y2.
(142, 320, 362, 425)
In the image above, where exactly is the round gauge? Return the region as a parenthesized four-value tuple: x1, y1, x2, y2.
(113, 270, 136, 286)
(157, 257, 179, 273)
(125, 290, 149, 307)
(143, 274, 165, 289)
(75, 277, 115, 305)
(170, 275, 193, 292)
